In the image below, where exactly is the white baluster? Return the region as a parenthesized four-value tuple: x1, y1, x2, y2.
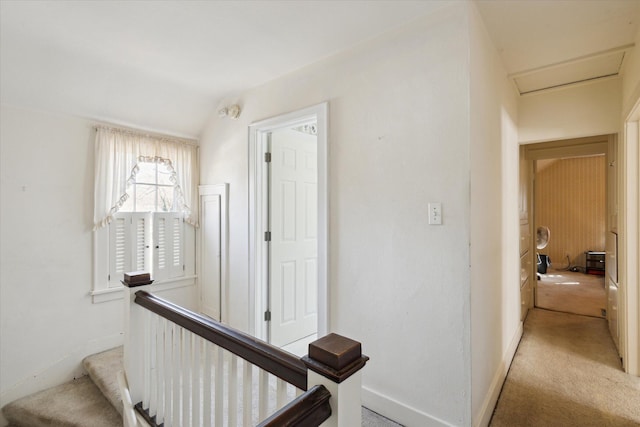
(118, 371, 137, 427)
(142, 309, 151, 410)
(214, 346, 224, 426)
(192, 335, 202, 426)
(163, 321, 173, 426)
(156, 317, 165, 425)
(182, 330, 191, 427)
(242, 360, 252, 426)
(172, 326, 181, 426)
(276, 378, 287, 409)
(203, 342, 212, 426)
(258, 369, 268, 421)
(148, 314, 157, 419)
(228, 354, 238, 426)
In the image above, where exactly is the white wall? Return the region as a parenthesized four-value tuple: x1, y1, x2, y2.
(468, 5, 521, 427)
(0, 106, 121, 424)
(200, 3, 475, 425)
(519, 78, 622, 144)
(622, 28, 640, 118)
(0, 105, 197, 425)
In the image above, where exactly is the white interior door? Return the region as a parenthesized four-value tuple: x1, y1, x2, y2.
(248, 103, 328, 344)
(200, 189, 222, 321)
(269, 127, 317, 347)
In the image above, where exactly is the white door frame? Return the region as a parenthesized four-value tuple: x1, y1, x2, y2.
(523, 135, 609, 309)
(622, 100, 639, 375)
(248, 103, 329, 341)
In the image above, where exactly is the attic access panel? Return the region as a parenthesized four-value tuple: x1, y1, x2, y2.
(513, 49, 627, 95)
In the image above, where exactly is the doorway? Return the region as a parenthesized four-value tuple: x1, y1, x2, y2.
(248, 103, 328, 353)
(522, 128, 640, 375)
(522, 135, 615, 328)
(269, 126, 318, 349)
(533, 154, 607, 318)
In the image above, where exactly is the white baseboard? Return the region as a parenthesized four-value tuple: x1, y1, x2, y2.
(0, 333, 123, 427)
(362, 387, 457, 427)
(473, 321, 524, 427)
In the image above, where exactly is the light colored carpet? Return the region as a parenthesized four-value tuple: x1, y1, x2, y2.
(2, 376, 121, 427)
(363, 408, 403, 426)
(490, 308, 640, 426)
(83, 346, 124, 416)
(536, 270, 606, 318)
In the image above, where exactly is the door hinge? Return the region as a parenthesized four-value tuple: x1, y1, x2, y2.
(183, 264, 186, 271)
(264, 311, 271, 321)
(264, 231, 271, 242)
(108, 274, 110, 281)
(264, 152, 272, 163)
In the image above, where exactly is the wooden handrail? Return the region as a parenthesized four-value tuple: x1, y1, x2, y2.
(134, 290, 308, 390)
(257, 385, 332, 427)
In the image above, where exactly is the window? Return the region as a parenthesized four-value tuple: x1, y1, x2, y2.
(120, 161, 177, 212)
(110, 161, 185, 284)
(93, 126, 198, 302)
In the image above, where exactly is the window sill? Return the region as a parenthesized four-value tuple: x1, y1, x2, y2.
(91, 276, 197, 304)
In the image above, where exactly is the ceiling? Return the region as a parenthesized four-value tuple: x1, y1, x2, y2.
(476, 0, 640, 95)
(1, 0, 639, 138)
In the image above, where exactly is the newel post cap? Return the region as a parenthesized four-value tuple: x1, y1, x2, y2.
(121, 271, 153, 288)
(302, 333, 369, 384)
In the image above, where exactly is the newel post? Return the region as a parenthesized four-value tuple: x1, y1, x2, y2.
(302, 333, 369, 426)
(123, 277, 153, 407)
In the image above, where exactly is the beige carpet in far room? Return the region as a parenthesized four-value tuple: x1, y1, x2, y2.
(536, 269, 606, 318)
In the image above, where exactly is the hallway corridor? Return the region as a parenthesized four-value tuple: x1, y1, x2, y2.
(490, 309, 640, 426)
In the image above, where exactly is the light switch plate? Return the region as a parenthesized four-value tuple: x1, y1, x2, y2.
(429, 202, 442, 225)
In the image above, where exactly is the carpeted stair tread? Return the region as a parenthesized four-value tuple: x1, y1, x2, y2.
(362, 407, 403, 426)
(2, 376, 121, 427)
(82, 346, 123, 416)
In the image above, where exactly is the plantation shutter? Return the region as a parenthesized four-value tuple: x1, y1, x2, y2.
(108, 215, 130, 287)
(108, 213, 152, 286)
(153, 212, 184, 281)
(170, 214, 184, 278)
(131, 213, 152, 273)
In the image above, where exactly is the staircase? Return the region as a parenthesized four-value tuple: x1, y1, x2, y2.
(2, 347, 124, 427)
(2, 347, 401, 427)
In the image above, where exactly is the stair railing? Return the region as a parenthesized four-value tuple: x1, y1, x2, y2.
(122, 283, 368, 426)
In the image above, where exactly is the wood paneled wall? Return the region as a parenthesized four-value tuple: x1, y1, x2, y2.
(534, 155, 606, 270)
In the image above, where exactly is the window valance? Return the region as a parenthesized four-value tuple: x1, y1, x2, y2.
(93, 126, 199, 229)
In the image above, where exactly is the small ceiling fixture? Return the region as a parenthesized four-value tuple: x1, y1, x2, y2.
(218, 104, 241, 119)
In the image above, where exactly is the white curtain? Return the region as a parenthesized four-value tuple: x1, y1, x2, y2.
(93, 126, 199, 229)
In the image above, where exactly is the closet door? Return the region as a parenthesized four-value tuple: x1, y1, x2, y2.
(199, 184, 228, 322)
(519, 146, 534, 321)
